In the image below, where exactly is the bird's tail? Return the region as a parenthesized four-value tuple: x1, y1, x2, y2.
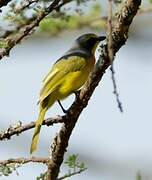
(30, 107, 47, 154)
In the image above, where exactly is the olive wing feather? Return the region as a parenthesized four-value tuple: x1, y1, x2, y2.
(39, 56, 87, 103)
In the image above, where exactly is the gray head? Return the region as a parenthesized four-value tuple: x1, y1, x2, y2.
(76, 33, 106, 53)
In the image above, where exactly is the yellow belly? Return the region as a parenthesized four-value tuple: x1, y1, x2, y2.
(58, 68, 90, 99)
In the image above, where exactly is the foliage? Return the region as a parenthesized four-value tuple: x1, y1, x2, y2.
(39, 3, 106, 35)
(36, 154, 87, 180)
(64, 154, 87, 175)
(0, 163, 21, 176)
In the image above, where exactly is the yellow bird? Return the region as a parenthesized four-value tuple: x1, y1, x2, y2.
(30, 33, 106, 154)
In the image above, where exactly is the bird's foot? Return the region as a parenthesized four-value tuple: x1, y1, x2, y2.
(74, 90, 80, 100)
(57, 100, 67, 114)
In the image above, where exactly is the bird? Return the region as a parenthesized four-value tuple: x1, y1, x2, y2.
(30, 33, 106, 154)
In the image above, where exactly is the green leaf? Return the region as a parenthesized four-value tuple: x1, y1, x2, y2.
(0, 163, 21, 177)
(36, 172, 47, 180)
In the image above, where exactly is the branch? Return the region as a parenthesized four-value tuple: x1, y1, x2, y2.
(108, 0, 123, 112)
(0, 0, 12, 9)
(14, 0, 38, 14)
(107, 0, 113, 64)
(46, 0, 141, 179)
(0, 0, 61, 60)
(0, 157, 48, 165)
(110, 65, 123, 112)
(0, 116, 64, 141)
(58, 168, 87, 180)
(0, 0, 76, 60)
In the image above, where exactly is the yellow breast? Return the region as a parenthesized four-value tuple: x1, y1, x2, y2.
(58, 56, 95, 99)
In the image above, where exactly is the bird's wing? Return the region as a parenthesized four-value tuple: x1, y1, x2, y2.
(39, 55, 87, 103)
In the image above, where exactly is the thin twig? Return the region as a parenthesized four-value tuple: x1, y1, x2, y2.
(110, 65, 123, 112)
(58, 168, 87, 180)
(108, 0, 123, 113)
(0, 157, 48, 165)
(14, 0, 38, 13)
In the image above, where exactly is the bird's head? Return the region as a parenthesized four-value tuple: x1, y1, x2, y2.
(76, 33, 106, 54)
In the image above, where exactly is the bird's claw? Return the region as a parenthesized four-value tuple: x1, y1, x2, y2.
(57, 100, 67, 114)
(74, 90, 80, 99)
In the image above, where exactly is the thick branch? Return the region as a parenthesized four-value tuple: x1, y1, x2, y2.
(47, 0, 141, 179)
(0, 116, 64, 141)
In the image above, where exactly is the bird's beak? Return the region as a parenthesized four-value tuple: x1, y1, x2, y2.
(98, 36, 106, 41)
